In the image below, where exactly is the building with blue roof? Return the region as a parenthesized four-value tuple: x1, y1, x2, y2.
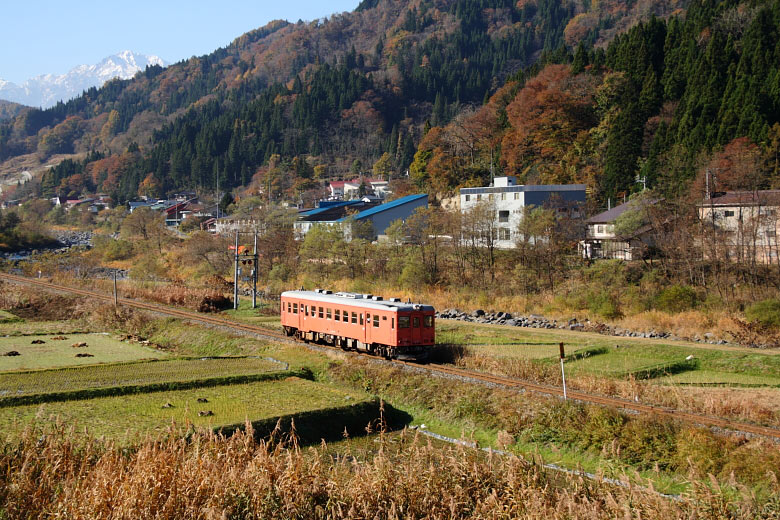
(295, 194, 428, 240)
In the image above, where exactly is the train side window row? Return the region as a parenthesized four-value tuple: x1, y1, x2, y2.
(284, 302, 299, 314)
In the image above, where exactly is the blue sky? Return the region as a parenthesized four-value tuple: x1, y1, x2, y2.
(1, 0, 359, 84)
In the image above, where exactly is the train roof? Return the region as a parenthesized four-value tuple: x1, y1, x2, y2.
(281, 290, 435, 312)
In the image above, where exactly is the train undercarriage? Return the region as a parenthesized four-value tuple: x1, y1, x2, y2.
(283, 326, 429, 361)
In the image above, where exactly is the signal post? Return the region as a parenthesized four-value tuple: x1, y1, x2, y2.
(232, 231, 259, 310)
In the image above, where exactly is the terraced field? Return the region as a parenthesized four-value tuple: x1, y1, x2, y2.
(0, 377, 371, 443)
(0, 357, 283, 399)
(438, 320, 780, 386)
(0, 333, 166, 371)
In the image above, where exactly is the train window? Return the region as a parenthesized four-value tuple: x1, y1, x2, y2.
(318, 307, 324, 319)
(424, 316, 433, 327)
(399, 316, 410, 329)
(287, 302, 291, 313)
(305, 305, 309, 315)
(293, 303, 298, 314)
(373, 315, 379, 327)
(413, 317, 420, 328)
(391, 317, 395, 329)
(351, 312, 357, 324)
(360, 314, 364, 325)
(382, 316, 387, 320)
(327, 308, 332, 320)
(343, 310, 349, 322)
(310, 306, 315, 317)
(335, 309, 340, 320)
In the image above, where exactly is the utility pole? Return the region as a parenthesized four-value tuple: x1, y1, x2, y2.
(252, 231, 258, 309)
(233, 231, 239, 310)
(559, 342, 567, 400)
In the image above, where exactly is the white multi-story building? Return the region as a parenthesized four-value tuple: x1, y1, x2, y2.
(459, 177, 587, 249)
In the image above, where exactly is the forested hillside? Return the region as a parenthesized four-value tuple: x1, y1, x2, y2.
(412, 0, 780, 202)
(1, 0, 698, 202)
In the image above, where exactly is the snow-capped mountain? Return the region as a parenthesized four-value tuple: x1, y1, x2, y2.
(0, 51, 168, 109)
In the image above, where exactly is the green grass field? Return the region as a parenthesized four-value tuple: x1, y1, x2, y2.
(0, 319, 87, 336)
(0, 377, 369, 443)
(0, 333, 167, 372)
(660, 370, 780, 386)
(0, 310, 21, 323)
(223, 307, 283, 330)
(0, 357, 282, 399)
(437, 320, 780, 386)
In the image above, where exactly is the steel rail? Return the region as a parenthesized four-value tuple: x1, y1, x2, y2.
(3, 271, 780, 440)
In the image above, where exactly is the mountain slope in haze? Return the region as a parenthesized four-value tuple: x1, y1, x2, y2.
(0, 100, 26, 121)
(0, 51, 168, 109)
(0, 0, 691, 203)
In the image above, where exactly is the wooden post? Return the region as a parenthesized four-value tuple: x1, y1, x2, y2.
(559, 342, 567, 400)
(252, 231, 258, 309)
(113, 270, 118, 307)
(233, 231, 239, 310)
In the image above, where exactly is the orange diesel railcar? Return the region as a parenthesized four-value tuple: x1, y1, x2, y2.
(280, 289, 435, 360)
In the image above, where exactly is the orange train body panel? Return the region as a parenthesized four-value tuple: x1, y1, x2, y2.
(280, 290, 435, 360)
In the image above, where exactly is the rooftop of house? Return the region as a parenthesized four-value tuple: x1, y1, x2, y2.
(335, 194, 427, 222)
(460, 183, 587, 194)
(702, 190, 780, 207)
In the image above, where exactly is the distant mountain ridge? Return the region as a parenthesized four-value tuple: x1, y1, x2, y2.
(0, 51, 168, 109)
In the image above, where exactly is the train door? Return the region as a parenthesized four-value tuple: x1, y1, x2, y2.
(302, 301, 309, 332)
(411, 314, 422, 344)
(362, 311, 369, 345)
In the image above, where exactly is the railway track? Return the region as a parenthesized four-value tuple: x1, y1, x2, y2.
(3, 271, 780, 440)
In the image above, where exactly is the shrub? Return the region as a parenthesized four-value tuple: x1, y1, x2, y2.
(586, 290, 623, 319)
(745, 299, 780, 329)
(655, 285, 697, 313)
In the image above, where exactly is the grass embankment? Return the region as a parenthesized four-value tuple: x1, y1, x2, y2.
(329, 357, 780, 496)
(435, 320, 780, 426)
(0, 333, 167, 371)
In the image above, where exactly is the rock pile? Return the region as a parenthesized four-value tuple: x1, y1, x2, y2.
(435, 308, 730, 345)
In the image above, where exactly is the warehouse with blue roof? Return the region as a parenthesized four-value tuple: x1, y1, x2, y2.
(294, 194, 428, 240)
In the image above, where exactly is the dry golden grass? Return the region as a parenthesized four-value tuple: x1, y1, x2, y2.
(2, 423, 775, 519)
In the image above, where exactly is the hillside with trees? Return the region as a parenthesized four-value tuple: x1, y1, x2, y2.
(412, 0, 780, 203)
(0, 0, 689, 203)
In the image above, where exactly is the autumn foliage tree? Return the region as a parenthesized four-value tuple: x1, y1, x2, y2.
(502, 65, 598, 185)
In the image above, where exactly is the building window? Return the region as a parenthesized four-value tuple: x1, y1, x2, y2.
(465, 195, 470, 202)
(514, 193, 520, 200)
(724, 210, 735, 217)
(488, 193, 494, 201)
(501, 193, 506, 201)
(499, 228, 511, 241)
(399, 316, 410, 329)
(597, 225, 604, 234)
(498, 210, 509, 223)
(477, 194, 482, 201)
